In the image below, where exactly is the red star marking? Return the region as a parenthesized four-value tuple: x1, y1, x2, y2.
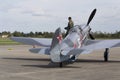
(74, 43, 77, 48)
(57, 35, 62, 43)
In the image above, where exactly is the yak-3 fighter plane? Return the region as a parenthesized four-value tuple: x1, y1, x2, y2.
(11, 9, 120, 67)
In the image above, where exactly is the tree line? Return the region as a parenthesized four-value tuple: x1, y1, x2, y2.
(0, 31, 54, 38)
(1, 31, 120, 39)
(93, 31, 120, 39)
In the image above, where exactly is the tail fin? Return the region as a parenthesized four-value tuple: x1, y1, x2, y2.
(50, 27, 62, 50)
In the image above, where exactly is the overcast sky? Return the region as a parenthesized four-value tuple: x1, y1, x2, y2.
(0, 0, 120, 33)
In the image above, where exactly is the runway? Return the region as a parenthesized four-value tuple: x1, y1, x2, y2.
(0, 45, 120, 80)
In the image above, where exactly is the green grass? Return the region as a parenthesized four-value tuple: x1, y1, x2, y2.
(0, 38, 21, 45)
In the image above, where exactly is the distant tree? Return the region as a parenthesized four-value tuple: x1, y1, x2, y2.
(13, 31, 22, 37)
(29, 31, 34, 37)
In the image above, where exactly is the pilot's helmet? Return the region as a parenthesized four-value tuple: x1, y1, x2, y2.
(68, 17, 72, 20)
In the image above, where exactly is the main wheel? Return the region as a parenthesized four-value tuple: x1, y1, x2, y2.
(60, 62, 63, 67)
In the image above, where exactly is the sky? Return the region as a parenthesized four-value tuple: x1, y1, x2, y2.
(0, 0, 120, 33)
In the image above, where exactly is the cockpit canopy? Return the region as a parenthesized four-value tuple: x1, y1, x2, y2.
(69, 25, 83, 34)
(69, 24, 89, 34)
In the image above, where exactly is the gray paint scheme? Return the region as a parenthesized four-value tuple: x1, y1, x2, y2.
(11, 26, 120, 63)
(29, 47, 50, 55)
(10, 9, 120, 64)
(10, 37, 51, 47)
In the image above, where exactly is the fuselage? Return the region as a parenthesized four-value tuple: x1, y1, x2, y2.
(50, 25, 91, 62)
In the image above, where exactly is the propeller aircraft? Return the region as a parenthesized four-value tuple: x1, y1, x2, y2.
(11, 9, 120, 67)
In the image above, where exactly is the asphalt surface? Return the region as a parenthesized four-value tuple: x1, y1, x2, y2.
(0, 45, 120, 80)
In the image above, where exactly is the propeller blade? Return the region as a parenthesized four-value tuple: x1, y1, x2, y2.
(87, 9, 97, 26)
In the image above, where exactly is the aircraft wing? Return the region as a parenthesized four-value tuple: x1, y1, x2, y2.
(81, 39, 120, 54)
(10, 37, 52, 47)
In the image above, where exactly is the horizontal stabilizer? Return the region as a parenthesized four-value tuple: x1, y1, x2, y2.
(29, 47, 50, 55)
(61, 48, 84, 56)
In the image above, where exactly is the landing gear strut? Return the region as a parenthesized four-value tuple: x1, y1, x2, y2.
(59, 62, 63, 67)
(104, 48, 109, 62)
